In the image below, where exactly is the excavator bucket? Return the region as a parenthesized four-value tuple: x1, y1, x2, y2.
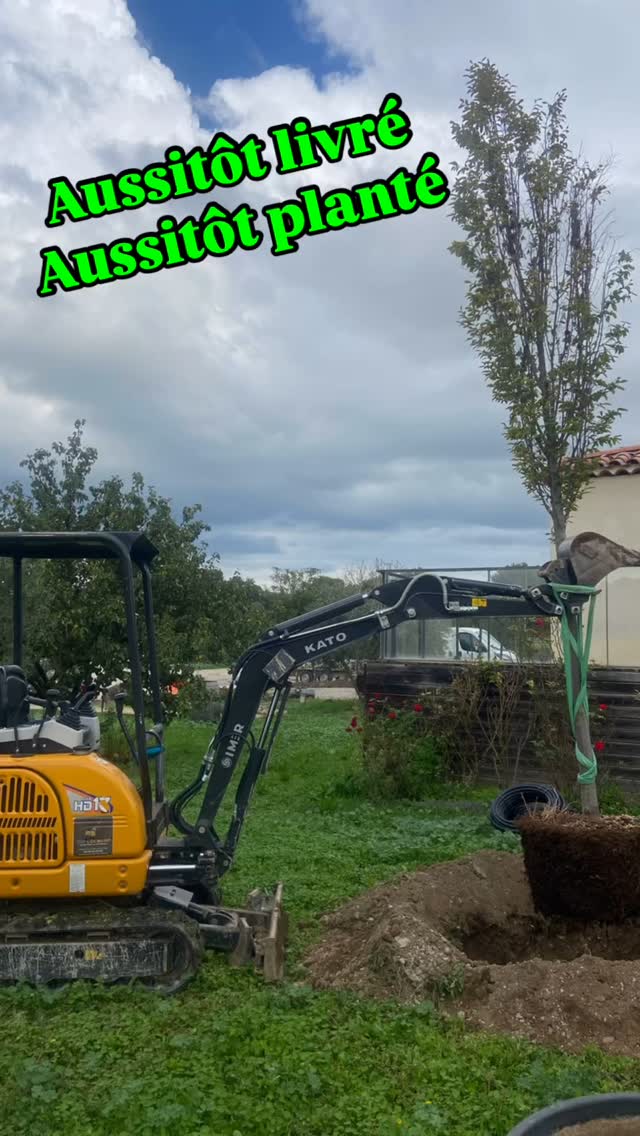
(540, 531, 640, 588)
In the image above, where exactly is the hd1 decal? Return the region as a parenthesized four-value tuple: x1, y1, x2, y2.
(64, 784, 114, 815)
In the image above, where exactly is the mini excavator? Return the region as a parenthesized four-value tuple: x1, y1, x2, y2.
(0, 529, 636, 993)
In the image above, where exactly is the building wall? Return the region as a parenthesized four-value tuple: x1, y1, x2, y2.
(567, 476, 640, 666)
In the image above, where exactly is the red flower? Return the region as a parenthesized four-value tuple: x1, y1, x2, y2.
(350, 716, 358, 729)
(388, 711, 397, 720)
(598, 704, 608, 712)
(534, 617, 545, 628)
(413, 703, 424, 713)
(594, 740, 606, 752)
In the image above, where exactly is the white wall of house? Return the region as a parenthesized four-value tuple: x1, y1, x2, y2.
(567, 473, 640, 666)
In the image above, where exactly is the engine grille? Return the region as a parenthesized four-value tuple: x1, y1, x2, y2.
(0, 773, 64, 866)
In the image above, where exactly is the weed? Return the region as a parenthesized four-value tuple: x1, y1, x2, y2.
(432, 964, 466, 1002)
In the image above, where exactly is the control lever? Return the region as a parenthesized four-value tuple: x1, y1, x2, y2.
(33, 689, 61, 744)
(73, 683, 99, 713)
(44, 689, 60, 718)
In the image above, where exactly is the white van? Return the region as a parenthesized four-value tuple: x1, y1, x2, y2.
(443, 626, 518, 663)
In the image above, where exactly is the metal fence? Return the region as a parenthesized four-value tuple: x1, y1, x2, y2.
(379, 563, 640, 667)
(379, 564, 554, 664)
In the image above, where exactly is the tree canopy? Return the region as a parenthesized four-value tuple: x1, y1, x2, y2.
(0, 422, 381, 694)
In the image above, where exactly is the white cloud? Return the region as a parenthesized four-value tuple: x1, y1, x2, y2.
(0, 0, 637, 586)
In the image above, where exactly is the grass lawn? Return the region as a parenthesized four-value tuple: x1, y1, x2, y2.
(0, 700, 637, 1136)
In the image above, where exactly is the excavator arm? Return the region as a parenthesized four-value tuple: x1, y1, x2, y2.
(156, 530, 640, 984)
(171, 569, 568, 876)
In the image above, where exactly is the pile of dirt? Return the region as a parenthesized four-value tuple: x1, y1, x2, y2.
(304, 850, 640, 1057)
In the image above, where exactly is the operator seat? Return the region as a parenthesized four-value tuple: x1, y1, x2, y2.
(0, 666, 30, 728)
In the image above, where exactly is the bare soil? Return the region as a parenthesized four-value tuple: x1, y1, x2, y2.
(304, 850, 640, 1057)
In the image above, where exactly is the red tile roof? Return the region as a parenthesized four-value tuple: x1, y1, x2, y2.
(588, 444, 640, 476)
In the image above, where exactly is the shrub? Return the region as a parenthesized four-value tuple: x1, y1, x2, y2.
(352, 707, 451, 800)
(162, 673, 219, 722)
(357, 662, 611, 798)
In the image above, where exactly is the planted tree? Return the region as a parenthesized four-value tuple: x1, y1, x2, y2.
(450, 60, 633, 549)
(449, 61, 634, 812)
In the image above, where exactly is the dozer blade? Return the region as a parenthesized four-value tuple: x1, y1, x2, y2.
(239, 882, 287, 982)
(154, 881, 288, 982)
(540, 531, 640, 588)
(0, 907, 204, 995)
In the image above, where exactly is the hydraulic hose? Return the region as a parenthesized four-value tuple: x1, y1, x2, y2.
(490, 783, 566, 832)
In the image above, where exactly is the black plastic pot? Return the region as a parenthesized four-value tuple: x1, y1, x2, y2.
(507, 1093, 640, 1134)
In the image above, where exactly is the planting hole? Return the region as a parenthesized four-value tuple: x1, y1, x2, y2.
(306, 850, 640, 1059)
(457, 915, 640, 965)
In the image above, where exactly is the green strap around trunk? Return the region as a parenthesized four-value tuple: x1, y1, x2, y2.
(550, 583, 599, 784)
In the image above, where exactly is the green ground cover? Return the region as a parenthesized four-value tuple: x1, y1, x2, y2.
(0, 701, 637, 1136)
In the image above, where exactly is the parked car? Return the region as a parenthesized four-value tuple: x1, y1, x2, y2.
(443, 626, 518, 663)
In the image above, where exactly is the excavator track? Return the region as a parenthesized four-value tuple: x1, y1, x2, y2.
(0, 904, 204, 995)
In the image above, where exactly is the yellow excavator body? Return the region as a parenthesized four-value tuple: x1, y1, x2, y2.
(0, 752, 150, 900)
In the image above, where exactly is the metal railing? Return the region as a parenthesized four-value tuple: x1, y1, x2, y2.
(378, 563, 640, 667)
(379, 564, 553, 664)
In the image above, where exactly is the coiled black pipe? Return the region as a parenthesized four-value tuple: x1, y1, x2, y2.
(490, 783, 566, 832)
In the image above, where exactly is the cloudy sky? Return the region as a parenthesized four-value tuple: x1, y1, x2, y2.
(2, 0, 638, 582)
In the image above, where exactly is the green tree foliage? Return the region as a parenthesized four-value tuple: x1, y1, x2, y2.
(203, 570, 272, 665)
(450, 60, 634, 550)
(0, 420, 219, 694)
(265, 565, 383, 679)
(0, 422, 383, 692)
(269, 567, 348, 624)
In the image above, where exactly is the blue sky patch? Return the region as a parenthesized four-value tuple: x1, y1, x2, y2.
(128, 0, 353, 99)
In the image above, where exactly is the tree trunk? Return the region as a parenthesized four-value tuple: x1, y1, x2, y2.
(550, 494, 567, 555)
(568, 609, 600, 815)
(550, 497, 598, 810)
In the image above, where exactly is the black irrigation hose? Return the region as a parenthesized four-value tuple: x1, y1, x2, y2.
(490, 783, 566, 832)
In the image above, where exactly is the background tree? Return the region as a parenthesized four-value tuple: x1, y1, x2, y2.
(267, 564, 382, 681)
(268, 567, 347, 623)
(449, 60, 634, 552)
(202, 571, 272, 666)
(0, 421, 220, 696)
(0, 423, 384, 698)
